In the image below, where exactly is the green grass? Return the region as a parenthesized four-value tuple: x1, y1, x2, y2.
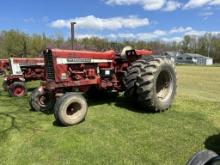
(0, 66, 220, 165)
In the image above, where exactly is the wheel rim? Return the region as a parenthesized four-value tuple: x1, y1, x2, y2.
(156, 70, 173, 102)
(37, 94, 52, 107)
(66, 102, 82, 116)
(13, 86, 25, 96)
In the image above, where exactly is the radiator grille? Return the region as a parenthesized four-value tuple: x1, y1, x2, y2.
(44, 50, 55, 80)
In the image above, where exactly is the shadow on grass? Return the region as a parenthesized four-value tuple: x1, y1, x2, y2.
(115, 96, 156, 114)
(0, 112, 20, 135)
(205, 133, 220, 155)
(1, 89, 161, 130)
(52, 118, 86, 127)
(29, 107, 54, 115)
(52, 120, 66, 127)
(27, 87, 37, 93)
(87, 94, 156, 114)
(45, 93, 157, 127)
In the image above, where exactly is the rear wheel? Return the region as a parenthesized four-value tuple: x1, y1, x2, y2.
(125, 58, 176, 112)
(29, 87, 55, 112)
(8, 82, 26, 97)
(54, 93, 88, 126)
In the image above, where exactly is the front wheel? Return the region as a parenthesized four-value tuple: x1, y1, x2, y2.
(0, 70, 6, 77)
(8, 82, 27, 97)
(54, 93, 88, 126)
(2, 79, 8, 91)
(29, 87, 55, 112)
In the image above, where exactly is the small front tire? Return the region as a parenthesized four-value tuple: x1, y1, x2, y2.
(8, 82, 26, 97)
(29, 87, 55, 112)
(54, 93, 88, 126)
(2, 79, 8, 91)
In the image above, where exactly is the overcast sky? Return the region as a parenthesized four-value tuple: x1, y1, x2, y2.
(0, 0, 219, 42)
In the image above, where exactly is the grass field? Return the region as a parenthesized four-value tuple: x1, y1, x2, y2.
(0, 66, 220, 165)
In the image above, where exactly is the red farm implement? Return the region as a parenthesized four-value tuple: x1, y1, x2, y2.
(3, 58, 45, 97)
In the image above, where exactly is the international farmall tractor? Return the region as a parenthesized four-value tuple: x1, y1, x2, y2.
(3, 58, 45, 97)
(0, 59, 9, 76)
(29, 47, 176, 126)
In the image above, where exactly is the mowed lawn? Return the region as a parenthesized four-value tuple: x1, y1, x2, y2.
(0, 66, 220, 165)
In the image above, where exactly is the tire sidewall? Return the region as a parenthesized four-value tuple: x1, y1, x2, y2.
(30, 88, 55, 112)
(54, 93, 75, 121)
(57, 94, 88, 126)
(152, 61, 176, 110)
(8, 82, 26, 97)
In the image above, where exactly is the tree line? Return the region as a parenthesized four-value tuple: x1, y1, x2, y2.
(0, 30, 220, 63)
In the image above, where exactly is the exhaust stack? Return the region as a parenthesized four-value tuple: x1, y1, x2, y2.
(71, 22, 76, 50)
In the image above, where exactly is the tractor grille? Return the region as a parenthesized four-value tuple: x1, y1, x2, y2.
(44, 50, 55, 81)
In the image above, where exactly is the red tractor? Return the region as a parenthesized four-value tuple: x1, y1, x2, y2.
(0, 59, 9, 76)
(3, 58, 45, 97)
(29, 47, 176, 126)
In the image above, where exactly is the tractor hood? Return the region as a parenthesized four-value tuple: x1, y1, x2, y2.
(48, 49, 116, 60)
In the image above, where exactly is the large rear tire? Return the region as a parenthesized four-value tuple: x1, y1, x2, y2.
(29, 87, 55, 112)
(54, 93, 88, 126)
(186, 150, 218, 165)
(125, 58, 176, 112)
(8, 82, 27, 97)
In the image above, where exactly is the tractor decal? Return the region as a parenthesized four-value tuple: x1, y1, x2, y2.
(56, 58, 113, 64)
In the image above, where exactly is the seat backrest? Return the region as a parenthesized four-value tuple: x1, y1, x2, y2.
(121, 46, 134, 59)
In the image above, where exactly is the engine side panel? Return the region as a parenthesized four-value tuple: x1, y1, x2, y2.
(53, 56, 113, 82)
(43, 48, 154, 92)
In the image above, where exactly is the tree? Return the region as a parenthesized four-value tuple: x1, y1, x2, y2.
(0, 30, 29, 57)
(0, 29, 220, 62)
